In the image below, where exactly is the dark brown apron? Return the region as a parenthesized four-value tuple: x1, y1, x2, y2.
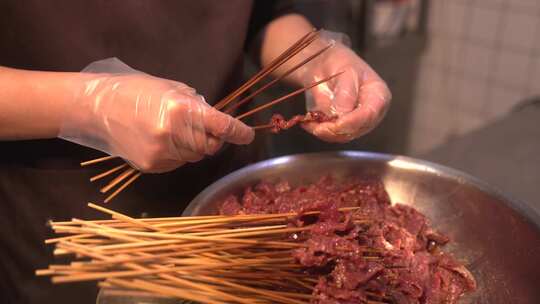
(0, 1, 294, 302)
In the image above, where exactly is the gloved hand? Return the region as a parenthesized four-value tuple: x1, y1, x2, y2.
(59, 58, 254, 173)
(294, 30, 392, 143)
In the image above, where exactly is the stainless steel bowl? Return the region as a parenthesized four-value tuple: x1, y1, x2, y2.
(184, 151, 540, 304)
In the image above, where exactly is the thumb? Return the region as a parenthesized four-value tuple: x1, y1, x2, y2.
(331, 67, 359, 114)
(202, 107, 255, 145)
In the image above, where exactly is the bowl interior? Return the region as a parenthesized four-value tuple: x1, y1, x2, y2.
(185, 151, 540, 304)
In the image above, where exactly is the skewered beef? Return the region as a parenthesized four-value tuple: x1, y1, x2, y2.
(219, 176, 476, 304)
(265, 111, 336, 133)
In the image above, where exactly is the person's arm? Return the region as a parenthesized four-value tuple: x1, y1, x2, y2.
(0, 60, 253, 173)
(257, 14, 392, 143)
(0, 66, 83, 139)
(258, 14, 318, 85)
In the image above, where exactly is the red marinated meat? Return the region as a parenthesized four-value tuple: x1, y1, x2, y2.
(218, 175, 476, 303)
(266, 111, 336, 134)
(219, 196, 243, 215)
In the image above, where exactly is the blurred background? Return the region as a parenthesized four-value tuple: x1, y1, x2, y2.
(247, 0, 540, 207)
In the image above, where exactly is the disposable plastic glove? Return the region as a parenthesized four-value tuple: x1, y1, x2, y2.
(295, 30, 392, 143)
(59, 58, 254, 173)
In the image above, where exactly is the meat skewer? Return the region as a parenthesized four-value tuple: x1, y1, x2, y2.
(37, 203, 377, 304)
(252, 111, 336, 134)
(37, 176, 477, 304)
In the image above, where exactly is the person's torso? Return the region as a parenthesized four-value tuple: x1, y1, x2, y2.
(0, 1, 259, 303)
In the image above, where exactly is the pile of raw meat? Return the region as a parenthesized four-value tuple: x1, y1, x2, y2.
(219, 176, 476, 304)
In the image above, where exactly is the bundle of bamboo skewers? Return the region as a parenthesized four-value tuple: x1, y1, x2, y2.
(80, 29, 340, 203)
(37, 203, 387, 304)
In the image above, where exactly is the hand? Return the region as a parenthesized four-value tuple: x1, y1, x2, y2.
(59, 58, 254, 173)
(296, 31, 392, 143)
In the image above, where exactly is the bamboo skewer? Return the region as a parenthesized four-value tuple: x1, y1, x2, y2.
(87, 203, 162, 232)
(99, 168, 137, 193)
(103, 172, 142, 203)
(214, 29, 318, 110)
(125, 260, 255, 304)
(40, 203, 378, 304)
(80, 155, 116, 166)
(48, 205, 361, 227)
(50, 256, 297, 283)
(45, 233, 95, 244)
(83, 241, 214, 256)
(224, 42, 334, 115)
(65, 244, 249, 269)
(235, 71, 344, 120)
(108, 278, 230, 304)
(90, 163, 128, 182)
(252, 123, 274, 130)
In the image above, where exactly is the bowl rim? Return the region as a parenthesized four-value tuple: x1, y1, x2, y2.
(183, 151, 540, 230)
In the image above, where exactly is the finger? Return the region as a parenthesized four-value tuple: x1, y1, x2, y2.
(126, 155, 187, 174)
(187, 97, 210, 155)
(202, 107, 255, 145)
(177, 148, 204, 163)
(306, 74, 335, 113)
(170, 81, 197, 96)
(166, 92, 253, 148)
(175, 131, 222, 157)
(335, 82, 390, 136)
(164, 92, 209, 155)
(145, 159, 187, 174)
(168, 122, 218, 158)
(206, 136, 224, 156)
(331, 67, 358, 114)
(167, 101, 223, 157)
(302, 121, 352, 143)
(303, 80, 390, 143)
